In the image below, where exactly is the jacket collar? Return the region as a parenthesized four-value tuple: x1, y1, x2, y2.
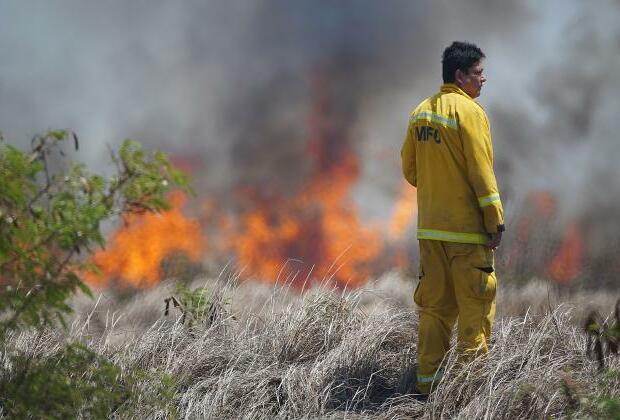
(440, 83, 473, 99)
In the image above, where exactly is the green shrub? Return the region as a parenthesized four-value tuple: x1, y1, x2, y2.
(3, 343, 130, 418)
(0, 130, 190, 416)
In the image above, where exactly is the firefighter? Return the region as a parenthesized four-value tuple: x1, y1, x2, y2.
(400, 41, 505, 398)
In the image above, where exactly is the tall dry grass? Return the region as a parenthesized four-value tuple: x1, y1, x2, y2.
(6, 272, 620, 418)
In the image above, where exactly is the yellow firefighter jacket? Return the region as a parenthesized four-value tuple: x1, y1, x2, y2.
(401, 83, 504, 245)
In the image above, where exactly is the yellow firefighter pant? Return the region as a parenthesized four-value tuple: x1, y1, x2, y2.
(414, 239, 497, 394)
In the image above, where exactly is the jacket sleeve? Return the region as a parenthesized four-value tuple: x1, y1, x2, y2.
(459, 107, 505, 233)
(401, 117, 417, 187)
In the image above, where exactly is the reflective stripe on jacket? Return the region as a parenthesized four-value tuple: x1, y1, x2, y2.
(401, 84, 504, 244)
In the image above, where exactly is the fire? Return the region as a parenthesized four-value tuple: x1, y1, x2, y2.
(230, 176, 383, 288)
(233, 186, 381, 286)
(224, 70, 384, 288)
(212, 145, 415, 288)
(86, 192, 204, 288)
(548, 223, 583, 283)
(85, 68, 426, 290)
(507, 190, 585, 284)
(89, 165, 415, 289)
(388, 181, 417, 240)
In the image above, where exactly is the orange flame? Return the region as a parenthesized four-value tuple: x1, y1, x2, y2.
(388, 181, 417, 240)
(219, 69, 386, 288)
(86, 192, 203, 288)
(548, 223, 583, 283)
(86, 68, 425, 290)
(228, 152, 383, 288)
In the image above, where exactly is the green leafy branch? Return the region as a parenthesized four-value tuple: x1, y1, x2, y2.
(0, 130, 191, 338)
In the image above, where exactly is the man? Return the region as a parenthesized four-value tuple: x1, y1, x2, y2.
(400, 41, 505, 397)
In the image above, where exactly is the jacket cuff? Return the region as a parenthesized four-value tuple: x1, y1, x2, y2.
(482, 206, 505, 233)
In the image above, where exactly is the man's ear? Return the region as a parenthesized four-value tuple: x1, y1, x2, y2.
(455, 69, 464, 86)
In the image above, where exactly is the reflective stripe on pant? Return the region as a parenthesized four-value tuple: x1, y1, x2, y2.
(415, 239, 497, 394)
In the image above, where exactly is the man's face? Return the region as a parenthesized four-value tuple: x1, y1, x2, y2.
(456, 60, 486, 99)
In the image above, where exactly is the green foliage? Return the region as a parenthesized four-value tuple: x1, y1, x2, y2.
(2, 342, 127, 418)
(0, 130, 190, 338)
(578, 370, 620, 420)
(595, 397, 620, 420)
(1, 342, 177, 418)
(0, 130, 190, 417)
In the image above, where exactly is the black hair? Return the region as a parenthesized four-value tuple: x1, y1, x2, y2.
(442, 41, 485, 84)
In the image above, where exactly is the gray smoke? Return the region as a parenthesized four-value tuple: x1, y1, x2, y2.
(491, 3, 620, 229)
(0, 0, 618, 232)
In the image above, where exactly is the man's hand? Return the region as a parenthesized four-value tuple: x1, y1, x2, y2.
(488, 231, 502, 250)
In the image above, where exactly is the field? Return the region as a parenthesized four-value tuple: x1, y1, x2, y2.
(7, 272, 620, 419)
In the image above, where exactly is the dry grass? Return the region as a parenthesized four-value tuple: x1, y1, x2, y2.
(8, 272, 620, 418)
